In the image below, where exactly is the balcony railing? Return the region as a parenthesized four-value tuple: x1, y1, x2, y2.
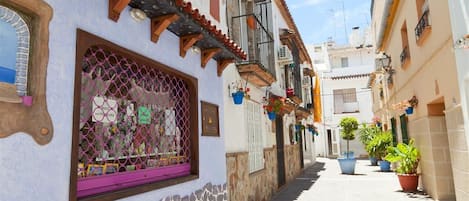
(415, 10, 431, 42)
(400, 46, 410, 66)
(231, 13, 275, 87)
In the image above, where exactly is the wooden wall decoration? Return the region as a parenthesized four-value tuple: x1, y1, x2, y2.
(201, 101, 219, 137)
(0, 0, 54, 145)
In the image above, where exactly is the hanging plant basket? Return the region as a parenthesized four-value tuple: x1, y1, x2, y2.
(246, 15, 256, 30)
(405, 107, 414, 115)
(267, 111, 276, 120)
(232, 91, 244, 105)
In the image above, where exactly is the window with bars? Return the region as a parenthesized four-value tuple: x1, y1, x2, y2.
(340, 57, 349, 68)
(245, 101, 264, 173)
(73, 31, 198, 199)
(333, 88, 359, 114)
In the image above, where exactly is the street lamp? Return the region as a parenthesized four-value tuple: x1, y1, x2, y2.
(375, 52, 392, 72)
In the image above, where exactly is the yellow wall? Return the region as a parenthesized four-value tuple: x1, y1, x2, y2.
(376, 0, 468, 200)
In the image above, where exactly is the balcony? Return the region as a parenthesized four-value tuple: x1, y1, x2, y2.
(400, 46, 410, 68)
(415, 10, 431, 46)
(231, 13, 275, 87)
(295, 106, 311, 121)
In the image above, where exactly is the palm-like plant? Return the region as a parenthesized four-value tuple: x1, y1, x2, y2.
(365, 131, 392, 159)
(358, 123, 380, 146)
(385, 139, 420, 174)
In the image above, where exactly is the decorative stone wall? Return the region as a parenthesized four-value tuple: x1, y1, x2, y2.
(160, 183, 227, 201)
(444, 106, 469, 201)
(284, 144, 302, 183)
(226, 148, 278, 201)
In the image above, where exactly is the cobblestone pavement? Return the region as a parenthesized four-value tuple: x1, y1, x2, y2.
(271, 157, 434, 201)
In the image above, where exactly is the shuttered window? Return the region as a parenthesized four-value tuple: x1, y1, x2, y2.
(390, 117, 397, 146)
(400, 114, 409, 144)
(245, 101, 264, 173)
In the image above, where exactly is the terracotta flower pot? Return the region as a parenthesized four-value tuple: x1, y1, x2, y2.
(397, 173, 419, 192)
(246, 15, 256, 30)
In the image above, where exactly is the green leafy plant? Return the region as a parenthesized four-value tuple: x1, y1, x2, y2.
(365, 131, 392, 159)
(263, 97, 283, 113)
(358, 123, 380, 146)
(385, 139, 420, 174)
(339, 117, 359, 158)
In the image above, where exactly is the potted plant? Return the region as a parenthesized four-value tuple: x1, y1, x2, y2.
(366, 131, 393, 171)
(358, 123, 380, 166)
(385, 139, 420, 192)
(263, 96, 283, 120)
(337, 117, 359, 174)
(230, 80, 249, 105)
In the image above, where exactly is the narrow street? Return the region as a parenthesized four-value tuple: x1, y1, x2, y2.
(271, 158, 433, 201)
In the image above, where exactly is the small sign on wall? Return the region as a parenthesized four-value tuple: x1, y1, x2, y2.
(201, 101, 219, 137)
(92, 96, 118, 123)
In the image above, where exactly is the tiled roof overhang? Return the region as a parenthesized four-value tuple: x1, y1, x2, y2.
(108, 0, 247, 75)
(330, 73, 371, 80)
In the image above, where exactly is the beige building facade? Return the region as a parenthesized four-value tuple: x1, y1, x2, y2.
(371, 0, 469, 200)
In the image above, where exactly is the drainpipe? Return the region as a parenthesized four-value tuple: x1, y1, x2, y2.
(375, 0, 394, 51)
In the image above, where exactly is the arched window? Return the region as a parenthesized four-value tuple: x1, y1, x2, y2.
(0, 5, 30, 102)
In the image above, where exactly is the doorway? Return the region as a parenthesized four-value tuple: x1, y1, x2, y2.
(327, 129, 332, 156)
(275, 117, 286, 188)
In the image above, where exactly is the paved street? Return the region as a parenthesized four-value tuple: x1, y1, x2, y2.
(271, 158, 434, 201)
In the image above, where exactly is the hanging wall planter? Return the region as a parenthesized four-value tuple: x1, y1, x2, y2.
(246, 15, 256, 30)
(232, 91, 244, 105)
(267, 111, 276, 120)
(405, 107, 414, 115)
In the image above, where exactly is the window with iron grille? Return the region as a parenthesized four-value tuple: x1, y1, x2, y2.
(333, 88, 358, 114)
(245, 101, 264, 173)
(72, 31, 198, 199)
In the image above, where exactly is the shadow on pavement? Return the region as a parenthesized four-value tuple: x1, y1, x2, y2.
(270, 161, 326, 201)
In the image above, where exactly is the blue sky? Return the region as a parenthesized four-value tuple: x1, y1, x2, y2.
(0, 19, 17, 69)
(285, 0, 372, 45)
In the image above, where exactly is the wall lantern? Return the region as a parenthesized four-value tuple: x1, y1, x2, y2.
(375, 52, 392, 72)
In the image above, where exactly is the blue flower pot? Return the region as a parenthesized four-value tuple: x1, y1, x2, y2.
(232, 91, 244, 105)
(342, 151, 355, 159)
(338, 158, 356, 174)
(267, 111, 276, 120)
(379, 160, 391, 172)
(376, 122, 382, 127)
(369, 157, 378, 166)
(308, 127, 313, 132)
(405, 107, 414, 115)
(295, 125, 301, 131)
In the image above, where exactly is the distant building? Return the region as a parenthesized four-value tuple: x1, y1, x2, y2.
(307, 33, 375, 158)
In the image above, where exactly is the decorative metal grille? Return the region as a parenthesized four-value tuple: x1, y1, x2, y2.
(77, 46, 191, 195)
(415, 10, 430, 41)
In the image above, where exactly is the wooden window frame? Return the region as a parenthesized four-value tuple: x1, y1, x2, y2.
(0, 0, 53, 145)
(70, 29, 199, 201)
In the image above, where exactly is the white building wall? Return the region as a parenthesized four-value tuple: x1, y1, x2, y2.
(311, 45, 374, 158)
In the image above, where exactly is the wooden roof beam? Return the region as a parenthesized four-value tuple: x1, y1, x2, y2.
(180, 33, 203, 58)
(108, 0, 131, 22)
(151, 14, 180, 44)
(217, 59, 234, 76)
(201, 48, 221, 68)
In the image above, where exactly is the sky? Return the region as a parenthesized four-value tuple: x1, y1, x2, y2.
(285, 0, 372, 46)
(0, 19, 17, 69)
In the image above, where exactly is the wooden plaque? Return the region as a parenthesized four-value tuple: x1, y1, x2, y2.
(201, 101, 219, 136)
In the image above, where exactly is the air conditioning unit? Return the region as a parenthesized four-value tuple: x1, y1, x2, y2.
(278, 45, 293, 64)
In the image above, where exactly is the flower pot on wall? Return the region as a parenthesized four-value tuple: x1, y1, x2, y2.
(267, 111, 276, 120)
(232, 91, 244, 105)
(246, 15, 256, 30)
(405, 107, 413, 115)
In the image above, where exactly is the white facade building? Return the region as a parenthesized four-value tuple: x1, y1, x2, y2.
(308, 39, 375, 158)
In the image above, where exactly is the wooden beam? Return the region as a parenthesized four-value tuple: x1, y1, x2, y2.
(180, 33, 203, 58)
(108, 0, 131, 22)
(217, 59, 234, 76)
(151, 14, 180, 43)
(201, 48, 221, 68)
